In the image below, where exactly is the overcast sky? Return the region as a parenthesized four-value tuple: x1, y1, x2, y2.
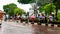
(0, 0, 32, 12)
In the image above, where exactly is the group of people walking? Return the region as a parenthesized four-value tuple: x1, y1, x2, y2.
(2, 13, 56, 24)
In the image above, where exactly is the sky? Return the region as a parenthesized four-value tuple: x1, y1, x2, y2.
(0, 0, 32, 12)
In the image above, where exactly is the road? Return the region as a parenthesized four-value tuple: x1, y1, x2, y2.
(0, 21, 60, 34)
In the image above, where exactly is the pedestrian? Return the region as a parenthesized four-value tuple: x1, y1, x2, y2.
(25, 15, 29, 23)
(30, 15, 35, 24)
(41, 14, 45, 23)
(16, 15, 20, 23)
(6, 14, 9, 21)
(4, 14, 7, 21)
(49, 15, 53, 23)
(38, 14, 43, 23)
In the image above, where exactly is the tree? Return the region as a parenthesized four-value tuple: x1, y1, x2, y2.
(53, 0, 58, 20)
(14, 8, 26, 15)
(3, 3, 26, 16)
(53, 0, 60, 9)
(57, 12, 60, 20)
(38, 6, 44, 13)
(17, 0, 35, 4)
(38, 3, 56, 15)
(3, 3, 17, 16)
(44, 3, 56, 15)
(17, 0, 51, 6)
(37, 0, 51, 6)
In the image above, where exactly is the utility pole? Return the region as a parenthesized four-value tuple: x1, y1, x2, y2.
(34, 0, 38, 17)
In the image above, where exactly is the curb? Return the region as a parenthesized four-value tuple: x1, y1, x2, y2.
(0, 21, 59, 27)
(21, 22, 59, 27)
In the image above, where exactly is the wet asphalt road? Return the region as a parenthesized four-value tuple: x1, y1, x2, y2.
(0, 21, 60, 34)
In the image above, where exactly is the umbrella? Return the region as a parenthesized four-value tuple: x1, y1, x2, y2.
(30, 15, 35, 19)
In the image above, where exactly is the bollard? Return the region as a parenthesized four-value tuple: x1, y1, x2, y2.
(28, 22, 31, 25)
(17, 20, 18, 23)
(23, 22, 25, 24)
(48, 24, 52, 27)
(22, 22, 26, 25)
(41, 23, 45, 26)
(34, 23, 38, 25)
(54, 24, 58, 27)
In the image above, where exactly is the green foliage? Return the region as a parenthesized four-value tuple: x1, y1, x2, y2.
(14, 8, 26, 15)
(17, 0, 51, 6)
(3, 3, 26, 16)
(3, 5, 9, 13)
(38, 6, 44, 13)
(3, 3, 17, 16)
(37, 0, 51, 6)
(57, 12, 60, 20)
(44, 3, 56, 14)
(17, 0, 35, 4)
(38, 3, 56, 15)
(53, 0, 60, 9)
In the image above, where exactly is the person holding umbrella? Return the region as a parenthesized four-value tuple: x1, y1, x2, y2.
(30, 15, 35, 24)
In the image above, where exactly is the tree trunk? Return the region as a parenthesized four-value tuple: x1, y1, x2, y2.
(55, 5, 58, 20)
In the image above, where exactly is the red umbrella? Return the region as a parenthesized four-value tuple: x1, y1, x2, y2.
(30, 15, 35, 20)
(30, 15, 35, 18)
